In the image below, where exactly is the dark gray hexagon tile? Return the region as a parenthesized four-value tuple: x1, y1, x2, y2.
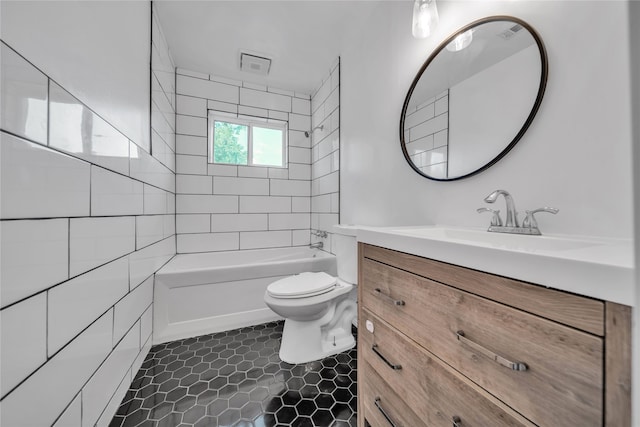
(196, 389, 218, 406)
(182, 404, 206, 424)
(229, 391, 250, 409)
(299, 384, 319, 400)
(218, 407, 241, 425)
(208, 398, 229, 417)
(188, 381, 208, 396)
(241, 400, 263, 420)
(194, 415, 217, 427)
(276, 406, 296, 424)
(111, 321, 357, 427)
(295, 399, 316, 417)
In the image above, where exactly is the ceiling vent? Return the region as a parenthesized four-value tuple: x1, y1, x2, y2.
(240, 52, 271, 76)
(497, 24, 524, 40)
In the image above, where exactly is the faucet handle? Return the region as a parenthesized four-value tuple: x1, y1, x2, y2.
(477, 208, 503, 227)
(523, 207, 559, 229)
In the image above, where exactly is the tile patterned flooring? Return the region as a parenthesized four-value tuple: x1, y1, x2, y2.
(110, 321, 357, 427)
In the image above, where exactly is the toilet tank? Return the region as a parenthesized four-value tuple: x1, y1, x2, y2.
(332, 224, 358, 285)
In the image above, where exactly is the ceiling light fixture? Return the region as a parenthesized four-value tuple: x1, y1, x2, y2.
(446, 29, 474, 52)
(412, 0, 439, 39)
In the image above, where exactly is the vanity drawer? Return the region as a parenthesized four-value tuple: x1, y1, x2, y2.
(359, 359, 425, 427)
(361, 244, 605, 335)
(361, 257, 604, 427)
(360, 308, 535, 427)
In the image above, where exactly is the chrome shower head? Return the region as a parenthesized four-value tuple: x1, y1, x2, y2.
(304, 125, 325, 138)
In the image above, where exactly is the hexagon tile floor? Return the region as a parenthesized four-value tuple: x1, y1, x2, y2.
(109, 321, 357, 427)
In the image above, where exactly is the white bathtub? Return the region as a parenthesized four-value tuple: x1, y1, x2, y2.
(153, 247, 337, 344)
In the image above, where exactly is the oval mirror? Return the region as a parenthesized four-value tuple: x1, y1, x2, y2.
(400, 16, 548, 181)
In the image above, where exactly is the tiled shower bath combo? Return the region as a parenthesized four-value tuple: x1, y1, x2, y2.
(0, 6, 343, 426)
(110, 322, 357, 427)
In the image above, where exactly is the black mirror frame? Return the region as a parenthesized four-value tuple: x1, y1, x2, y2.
(400, 15, 549, 182)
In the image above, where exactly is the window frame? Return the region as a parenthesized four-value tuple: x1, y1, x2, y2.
(208, 111, 288, 168)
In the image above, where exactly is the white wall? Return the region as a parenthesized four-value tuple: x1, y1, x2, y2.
(341, 0, 636, 422)
(174, 68, 313, 253)
(341, 0, 633, 239)
(0, 1, 151, 151)
(629, 0, 640, 423)
(0, 2, 177, 426)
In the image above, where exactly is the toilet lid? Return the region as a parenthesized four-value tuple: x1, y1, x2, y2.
(267, 272, 337, 298)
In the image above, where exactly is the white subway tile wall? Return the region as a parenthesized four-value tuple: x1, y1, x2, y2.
(0, 43, 48, 145)
(405, 89, 449, 176)
(68, 216, 136, 277)
(310, 60, 341, 253)
(211, 213, 268, 232)
(49, 82, 131, 176)
(47, 258, 130, 356)
(0, 133, 91, 219)
(52, 393, 81, 427)
(0, 218, 69, 307)
(0, 293, 47, 397)
(90, 166, 144, 216)
(177, 231, 240, 253)
(94, 370, 131, 427)
(175, 67, 320, 254)
(81, 324, 141, 427)
(0, 310, 114, 426)
(0, 10, 176, 426)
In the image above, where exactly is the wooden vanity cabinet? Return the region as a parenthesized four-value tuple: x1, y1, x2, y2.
(357, 243, 631, 427)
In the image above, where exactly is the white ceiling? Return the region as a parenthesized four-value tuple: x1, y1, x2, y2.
(154, 1, 381, 95)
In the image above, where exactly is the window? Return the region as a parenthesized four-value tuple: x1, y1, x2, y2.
(208, 111, 287, 168)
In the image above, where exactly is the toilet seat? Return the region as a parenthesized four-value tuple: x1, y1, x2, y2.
(267, 272, 337, 299)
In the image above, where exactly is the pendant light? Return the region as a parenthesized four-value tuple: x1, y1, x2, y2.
(412, 0, 439, 39)
(446, 29, 474, 52)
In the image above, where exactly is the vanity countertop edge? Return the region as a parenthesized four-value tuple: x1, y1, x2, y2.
(356, 226, 635, 306)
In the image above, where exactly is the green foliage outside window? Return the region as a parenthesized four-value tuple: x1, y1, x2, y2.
(210, 115, 286, 167)
(213, 121, 248, 165)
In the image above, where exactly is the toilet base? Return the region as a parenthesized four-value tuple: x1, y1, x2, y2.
(278, 299, 356, 364)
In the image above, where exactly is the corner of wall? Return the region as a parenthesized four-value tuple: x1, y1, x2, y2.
(310, 58, 341, 254)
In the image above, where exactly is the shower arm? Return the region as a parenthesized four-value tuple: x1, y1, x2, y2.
(304, 124, 324, 138)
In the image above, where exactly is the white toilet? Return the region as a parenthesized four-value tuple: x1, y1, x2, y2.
(264, 225, 358, 364)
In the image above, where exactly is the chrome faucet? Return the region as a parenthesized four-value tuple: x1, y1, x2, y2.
(311, 230, 328, 238)
(310, 229, 327, 249)
(523, 207, 559, 229)
(484, 189, 519, 227)
(479, 189, 558, 236)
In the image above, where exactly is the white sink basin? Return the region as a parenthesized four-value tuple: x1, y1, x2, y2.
(356, 225, 634, 305)
(388, 226, 602, 252)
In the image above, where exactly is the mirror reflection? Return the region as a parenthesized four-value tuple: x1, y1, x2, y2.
(401, 17, 547, 181)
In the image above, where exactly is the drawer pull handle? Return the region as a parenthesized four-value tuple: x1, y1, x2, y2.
(374, 397, 401, 427)
(452, 415, 462, 427)
(372, 345, 402, 370)
(374, 288, 405, 306)
(456, 330, 528, 372)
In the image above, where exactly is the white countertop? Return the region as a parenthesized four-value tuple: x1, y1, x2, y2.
(356, 225, 635, 306)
